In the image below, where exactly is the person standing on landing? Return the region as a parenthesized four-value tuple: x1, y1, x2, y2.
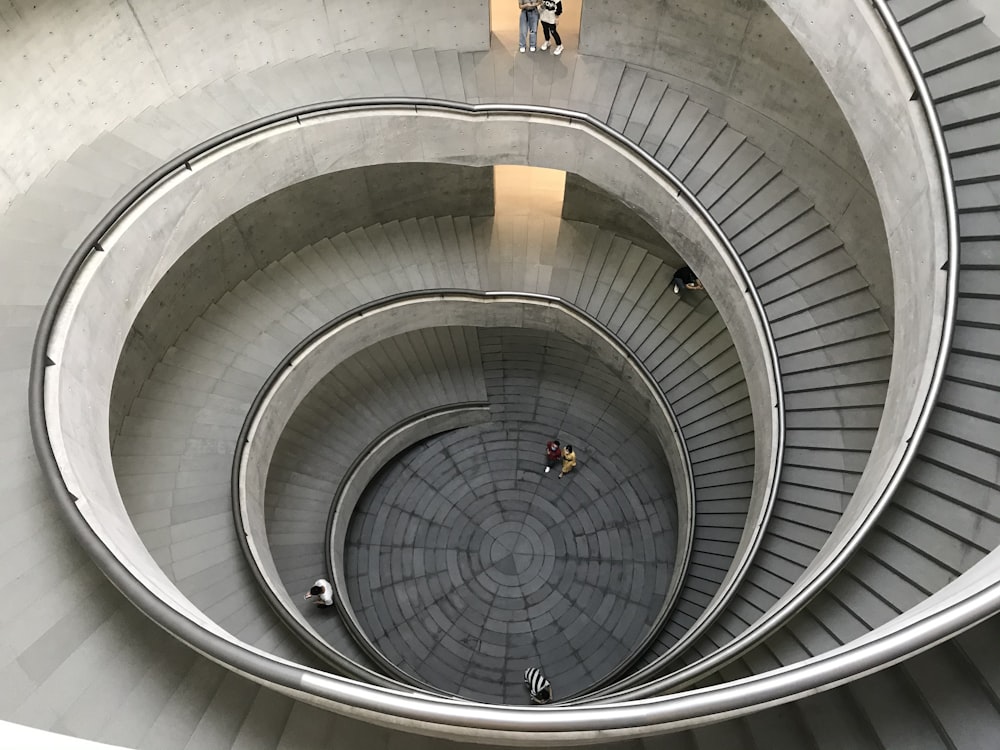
(544, 439, 562, 473)
(518, 0, 541, 53)
(558, 444, 576, 478)
(539, 0, 564, 55)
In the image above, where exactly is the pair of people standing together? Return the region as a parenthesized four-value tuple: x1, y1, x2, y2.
(519, 0, 564, 55)
(545, 439, 576, 478)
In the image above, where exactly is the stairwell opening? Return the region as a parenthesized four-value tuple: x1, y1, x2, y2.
(489, 0, 583, 52)
(494, 164, 566, 217)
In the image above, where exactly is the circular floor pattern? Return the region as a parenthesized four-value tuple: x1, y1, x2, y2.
(344, 421, 676, 704)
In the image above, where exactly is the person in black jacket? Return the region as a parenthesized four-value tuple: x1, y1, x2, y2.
(672, 265, 704, 294)
(539, 0, 564, 55)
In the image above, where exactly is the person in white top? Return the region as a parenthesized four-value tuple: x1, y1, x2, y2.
(304, 578, 334, 608)
(539, 0, 564, 55)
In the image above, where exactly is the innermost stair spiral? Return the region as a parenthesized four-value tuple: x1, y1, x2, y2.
(484, 518, 553, 587)
(345, 415, 676, 704)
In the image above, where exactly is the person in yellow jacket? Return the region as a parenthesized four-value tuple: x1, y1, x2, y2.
(559, 444, 576, 478)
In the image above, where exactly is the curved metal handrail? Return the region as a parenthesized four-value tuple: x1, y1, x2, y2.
(581, 0, 963, 702)
(34, 98, 785, 676)
(232, 289, 699, 699)
(872, 0, 958, 435)
(321, 402, 492, 687)
(232, 398, 481, 691)
(30, 99, 791, 740)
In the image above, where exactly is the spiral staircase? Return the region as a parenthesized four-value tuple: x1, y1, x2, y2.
(3, 0, 1000, 747)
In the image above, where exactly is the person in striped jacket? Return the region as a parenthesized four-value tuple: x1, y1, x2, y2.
(524, 666, 553, 704)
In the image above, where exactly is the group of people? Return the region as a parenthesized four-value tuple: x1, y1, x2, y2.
(518, 0, 564, 55)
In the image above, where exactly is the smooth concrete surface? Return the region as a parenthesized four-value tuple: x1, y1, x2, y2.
(741, 0, 950, 632)
(78, 108, 778, 568)
(493, 164, 566, 217)
(561, 173, 681, 263)
(693, 0, 1000, 698)
(0, 721, 132, 749)
(327, 405, 492, 675)
(246, 333, 492, 677)
(262, 328, 491, 671)
(111, 161, 495, 435)
(45, 100, 898, 725)
(90, 105, 785, 661)
(121, 208, 760, 707)
(967, 0, 1000, 32)
(2, 0, 892, 334)
(0, 0, 491, 208)
(239, 296, 690, 620)
(604, 0, 951, 685)
(6, 0, 998, 745)
(16, 39, 887, 682)
(338, 328, 676, 702)
(579, 0, 896, 325)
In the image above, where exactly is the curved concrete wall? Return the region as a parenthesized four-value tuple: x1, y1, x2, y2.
(760, 0, 947, 567)
(580, 0, 895, 323)
(0, 0, 490, 209)
(110, 161, 495, 438)
(42, 108, 778, 693)
(90, 109, 779, 537)
(237, 298, 686, 679)
(561, 173, 681, 263)
(7, 0, 890, 327)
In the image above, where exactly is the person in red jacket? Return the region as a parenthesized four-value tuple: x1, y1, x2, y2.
(544, 439, 562, 473)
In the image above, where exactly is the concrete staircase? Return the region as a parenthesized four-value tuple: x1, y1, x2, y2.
(112, 216, 752, 670)
(6, 3, 1000, 745)
(659, 0, 1000, 699)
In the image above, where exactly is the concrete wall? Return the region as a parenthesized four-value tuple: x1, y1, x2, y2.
(562, 173, 682, 265)
(43, 107, 781, 741)
(761, 0, 946, 530)
(579, 0, 895, 324)
(0, 0, 490, 208)
(51, 107, 779, 618)
(3, 0, 894, 329)
(110, 161, 494, 437)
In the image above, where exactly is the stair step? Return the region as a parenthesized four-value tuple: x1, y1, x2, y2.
(901, 0, 984, 51)
(953, 147, 1000, 184)
(656, 99, 709, 168)
(622, 76, 669, 144)
(959, 209, 1000, 239)
(367, 49, 407, 96)
(671, 113, 728, 182)
(409, 48, 445, 100)
(957, 180, 1000, 211)
(696, 141, 764, 208)
(888, 0, 954, 25)
(915, 21, 1000, 75)
(929, 51, 1000, 102)
(569, 56, 624, 122)
(684, 128, 746, 195)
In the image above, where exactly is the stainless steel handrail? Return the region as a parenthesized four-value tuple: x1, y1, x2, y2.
(581, 0, 963, 702)
(232, 289, 700, 698)
(31, 100, 789, 741)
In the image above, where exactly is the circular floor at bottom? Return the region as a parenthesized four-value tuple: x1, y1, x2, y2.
(344, 421, 676, 703)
